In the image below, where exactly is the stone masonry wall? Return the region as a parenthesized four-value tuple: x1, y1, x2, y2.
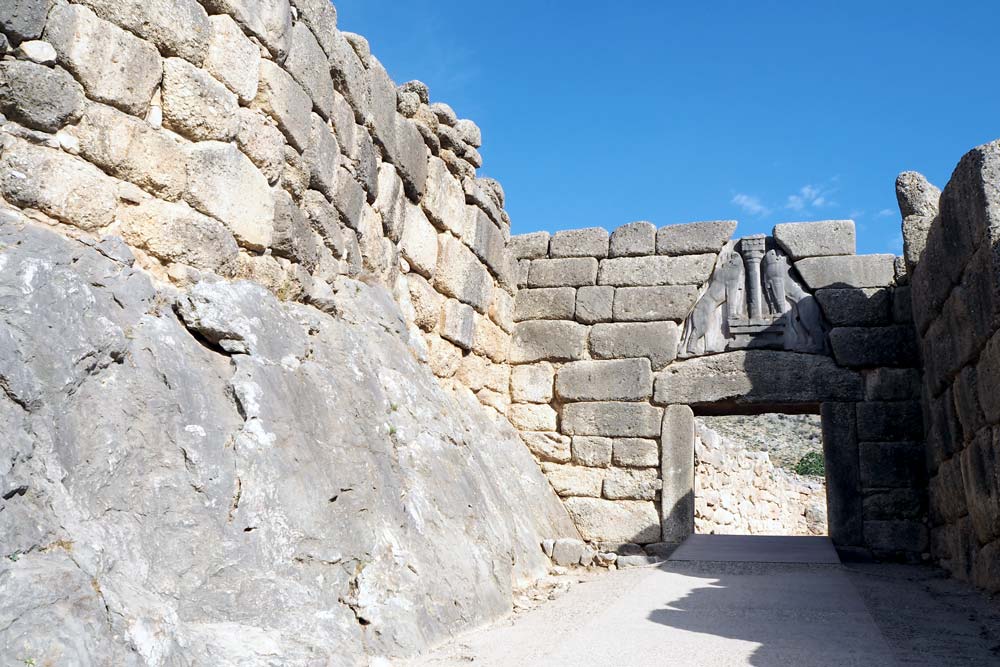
(695, 420, 827, 537)
(509, 220, 928, 558)
(906, 139, 1000, 592)
(0, 0, 518, 418)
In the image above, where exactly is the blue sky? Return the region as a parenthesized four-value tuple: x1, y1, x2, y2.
(334, 1, 1000, 255)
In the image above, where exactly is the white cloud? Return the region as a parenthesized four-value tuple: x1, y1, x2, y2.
(877, 208, 896, 218)
(731, 193, 771, 217)
(786, 183, 836, 212)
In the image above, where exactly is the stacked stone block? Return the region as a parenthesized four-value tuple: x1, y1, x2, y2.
(510, 219, 927, 558)
(0, 0, 516, 417)
(908, 140, 1000, 592)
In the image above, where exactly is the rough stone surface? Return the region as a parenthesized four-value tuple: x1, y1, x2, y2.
(773, 220, 856, 259)
(422, 157, 465, 234)
(829, 326, 920, 368)
(561, 402, 663, 438)
(0, 60, 84, 133)
(572, 436, 613, 468)
(440, 298, 475, 350)
(654, 350, 863, 406)
(589, 321, 681, 370)
(661, 404, 695, 543)
(511, 232, 550, 260)
(610, 221, 656, 257)
(603, 467, 660, 500)
(0, 139, 117, 230)
(815, 288, 892, 326)
(550, 227, 610, 259)
(509, 403, 558, 432)
(542, 464, 604, 498)
(514, 287, 576, 321)
(612, 286, 699, 322)
(555, 358, 653, 402)
(14, 39, 57, 65)
(204, 14, 260, 104)
(510, 363, 555, 404)
(184, 141, 275, 251)
(510, 321, 588, 364)
(236, 108, 286, 185)
(795, 255, 897, 290)
(612, 439, 660, 468)
(528, 257, 599, 288)
(45, 4, 162, 116)
(283, 21, 335, 117)
(656, 221, 736, 255)
(575, 285, 615, 324)
(161, 57, 239, 141)
(119, 198, 239, 274)
(434, 234, 492, 313)
(897, 171, 942, 219)
(520, 431, 571, 463)
(0, 219, 578, 664)
(562, 498, 661, 544)
(74, 0, 211, 64)
(253, 59, 313, 153)
(200, 0, 292, 61)
(399, 204, 439, 278)
(597, 254, 716, 287)
(1, 0, 53, 42)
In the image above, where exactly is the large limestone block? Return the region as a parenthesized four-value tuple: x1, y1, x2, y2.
(563, 498, 661, 544)
(528, 257, 598, 288)
(119, 199, 238, 273)
(936, 140, 1000, 279)
(656, 220, 736, 255)
(204, 14, 260, 104)
(200, 0, 291, 60)
(385, 115, 429, 201)
(897, 171, 941, 219)
(73, 103, 187, 201)
(828, 326, 919, 368)
(589, 321, 680, 370)
(303, 114, 339, 198)
(613, 285, 698, 322)
(814, 288, 891, 326)
(597, 254, 716, 287)
(510, 231, 550, 260)
(610, 221, 656, 258)
(74, 0, 210, 64)
(514, 287, 576, 321)
(541, 464, 604, 498)
(613, 439, 659, 468)
(555, 358, 653, 402)
(328, 29, 368, 119)
(399, 204, 439, 278)
(653, 350, 863, 407)
(184, 141, 275, 251)
(856, 401, 924, 442)
(270, 189, 319, 268)
(773, 220, 856, 259)
(863, 521, 929, 554)
(561, 402, 663, 438)
(510, 320, 588, 363)
(374, 162, 406, 240)
(0, 139, 116, 230)
(510, 363, 555, 404)
(603, 468, 660, 500)
(2, 0, 53, 42)
(161, 58, 239, 142)
(794, 254, 896, 290)
(472, 314, 507, 364)
(859, 441, 925, 489)
(464, 207, 505, 277)
(236, 108, 285, 184)
(520, 431, 571, 463)
(509, 403, 558, 432)
(489, 287, 515, 334)
(406, 273, 444, 332)
(549, 227, 610, 259)
(253, 59, 313, 153)
(822, 403, 863, 547)
(572, 436, 613, 467)
(661, 405, 695, 543)
(440, 299, 475, 350)
(422, 157, 465, 234)
(961, 428, 1000, 544)
(0, 60, 84, 133)
(863, 368, 921, 402)
(283, 22, 335, 118)
(434, 234, 492, 313)
(45, 5, 162, 116)
(575, 285, 615, 324)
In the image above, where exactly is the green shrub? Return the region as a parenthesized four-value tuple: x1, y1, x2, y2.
(795, 451, 825, 477)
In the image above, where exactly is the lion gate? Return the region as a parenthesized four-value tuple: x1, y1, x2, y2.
(509, 220, 927, 558)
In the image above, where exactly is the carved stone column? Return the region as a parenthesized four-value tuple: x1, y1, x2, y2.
(740, 235, 767, 323)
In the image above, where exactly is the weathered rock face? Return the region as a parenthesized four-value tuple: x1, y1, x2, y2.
(909, 139, 1000, 593)
(0, 217, 576, 664)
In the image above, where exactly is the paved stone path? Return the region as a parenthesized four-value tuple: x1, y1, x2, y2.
(410, 536, 1000, 666)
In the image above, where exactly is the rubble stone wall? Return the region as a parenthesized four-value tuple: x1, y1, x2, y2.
(508, 220, 927, 557)
(907, 139, 1000, 592)
(0, 0, 518, 417)
(694, 420, 827, 536)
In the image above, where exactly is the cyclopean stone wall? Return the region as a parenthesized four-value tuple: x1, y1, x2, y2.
(906, 139, 1000, 592)
(0, 0, 518, 417)
(509, 219, 927, 558)
(694, 420, 827, 537)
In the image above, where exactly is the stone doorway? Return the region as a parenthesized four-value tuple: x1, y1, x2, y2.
(692, 412, 828, 536)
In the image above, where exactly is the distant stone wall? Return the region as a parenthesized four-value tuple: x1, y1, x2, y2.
(508, 220, 927, 557)
(694, 420, 827, 536)
(0, 0, 517, 418)
(907, 140, 1000, 592)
